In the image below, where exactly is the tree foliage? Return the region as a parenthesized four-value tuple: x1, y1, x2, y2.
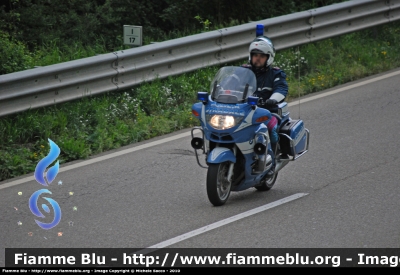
(0, 30, 33, 75)
(0, 0, 347, 73)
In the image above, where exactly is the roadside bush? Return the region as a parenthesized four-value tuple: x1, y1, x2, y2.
(0, 31, 33, 75)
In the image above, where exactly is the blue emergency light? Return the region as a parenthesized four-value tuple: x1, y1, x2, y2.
(256, 24, 264, 37)
(197, 92, 209, 102)
(247, 96, 259, 106)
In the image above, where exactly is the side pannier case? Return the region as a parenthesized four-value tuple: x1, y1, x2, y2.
(279, 119, 309, 160)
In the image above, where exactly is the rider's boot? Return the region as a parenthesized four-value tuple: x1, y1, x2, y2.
(274, 137, 288, 160)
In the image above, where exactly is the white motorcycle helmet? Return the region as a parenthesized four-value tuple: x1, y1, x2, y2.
(248, 36, 276, 68)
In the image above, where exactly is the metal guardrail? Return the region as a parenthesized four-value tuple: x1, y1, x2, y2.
(0, 0, 399, 117)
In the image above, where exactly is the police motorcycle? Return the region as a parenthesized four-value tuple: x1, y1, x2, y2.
(190, 66, 309, 206)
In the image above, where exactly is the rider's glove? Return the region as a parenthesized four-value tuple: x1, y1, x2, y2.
(265, 99, 278, 107)
(257, 98, 265, 106)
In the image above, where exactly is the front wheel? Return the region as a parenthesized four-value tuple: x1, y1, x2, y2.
(206, 162, 232, 206)
(255, 172, 278, 191)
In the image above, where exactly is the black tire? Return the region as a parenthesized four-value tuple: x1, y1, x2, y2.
(206, 162, 232, 206)
(255, 172, 278, 191)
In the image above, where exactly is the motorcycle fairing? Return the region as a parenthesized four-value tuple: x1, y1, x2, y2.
(205, 101, 246, 117)
(206, 147, 236, 164)
(235, 123, 268, 155)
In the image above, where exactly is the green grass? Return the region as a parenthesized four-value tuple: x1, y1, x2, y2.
(1, 22, 400, 182)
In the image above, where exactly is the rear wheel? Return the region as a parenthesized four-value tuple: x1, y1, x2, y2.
(255, 172, 278, 191)
(206, 162, 232, 206)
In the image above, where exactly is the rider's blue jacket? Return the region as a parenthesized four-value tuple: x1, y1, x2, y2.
(241, 64, 288, 147)
(242, 64, 288, 102)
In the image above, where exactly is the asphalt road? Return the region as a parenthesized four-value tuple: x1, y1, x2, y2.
(1, 68, 400, 267)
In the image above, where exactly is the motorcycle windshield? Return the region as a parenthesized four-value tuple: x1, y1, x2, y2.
(210, 66, 257, 104)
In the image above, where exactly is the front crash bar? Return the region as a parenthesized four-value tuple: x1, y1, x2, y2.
(191, 126, 208, 169)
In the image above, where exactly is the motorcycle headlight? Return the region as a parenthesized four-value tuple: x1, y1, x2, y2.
(206, 115, 243, 130)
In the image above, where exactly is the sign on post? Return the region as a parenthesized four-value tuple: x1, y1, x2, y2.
(123, 25, 142, 46)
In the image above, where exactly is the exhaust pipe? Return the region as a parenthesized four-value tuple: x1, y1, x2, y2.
(275, 159, 289, 172)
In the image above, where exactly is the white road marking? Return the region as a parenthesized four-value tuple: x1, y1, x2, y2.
(133, 193, 309, 255)
(2, 69, 400, 189)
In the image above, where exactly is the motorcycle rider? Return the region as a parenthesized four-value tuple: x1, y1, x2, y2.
(242, 36, 289, 178)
